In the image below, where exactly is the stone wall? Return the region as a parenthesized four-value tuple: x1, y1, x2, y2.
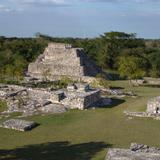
(53, 89, 101, 110)
(147, 97, 160, 114)
(0, 83, 103, 117)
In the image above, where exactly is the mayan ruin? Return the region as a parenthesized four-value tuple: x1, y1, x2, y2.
(1, 2, 160, 158)
(28, 43, 100, 81)
(106, 143, 160, 160)
(124, 96, 160, 120)
(0, 83, 109, 118)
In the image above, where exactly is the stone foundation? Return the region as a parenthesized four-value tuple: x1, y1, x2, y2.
(0, 83, 104, 117)
(61, 90, 100, 110)
(106, 143, 160, 160)
(124, 96, 160, 120)
(50, 83, 101, 110)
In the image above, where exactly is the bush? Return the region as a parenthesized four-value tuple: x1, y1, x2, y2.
(58, 76, 74, 88)
(91, 77, 109, 89)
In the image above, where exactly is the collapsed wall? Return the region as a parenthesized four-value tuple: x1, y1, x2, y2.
(28, 43, 100, 81)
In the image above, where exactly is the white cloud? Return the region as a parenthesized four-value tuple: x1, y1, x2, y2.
(0, 4, 12, 12)
(0, 0, 159, 12)
(84, 0, 160, 3)
(10, 0, 73, 6)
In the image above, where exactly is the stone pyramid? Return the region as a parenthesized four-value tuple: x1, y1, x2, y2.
(28, 43, 100, 81)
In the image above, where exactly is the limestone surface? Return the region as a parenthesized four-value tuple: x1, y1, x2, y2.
(0, 83, 104, 116)
(0, 119, 37, 131)
(50, 83, 101, 110)
(28, 43, 100, 81)
(147, 96, 160, 114)
(38, 104, 67, 113)
(106, 143, 160, 160)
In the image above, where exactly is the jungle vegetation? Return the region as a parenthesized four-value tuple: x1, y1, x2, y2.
(0, 31, 160, 82)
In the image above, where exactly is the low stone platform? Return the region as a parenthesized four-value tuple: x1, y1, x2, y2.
(106, 143, 160, 160)
(0, 119, 37, 131)
(147, 96, 160, 114)
(124, 111, 160, 120)
(38, 104, 67, 113)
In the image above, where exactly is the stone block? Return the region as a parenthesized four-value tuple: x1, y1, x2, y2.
(50, 91, 65, 103)
(75, 83, 90, 92)
(67, 84, 76, 91)
(38, 104, 67, 114)
(0, 119, 37, 131)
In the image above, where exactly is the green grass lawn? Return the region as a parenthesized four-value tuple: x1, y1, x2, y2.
(0, 100, 7, 113)
(0, 80, 160, 160)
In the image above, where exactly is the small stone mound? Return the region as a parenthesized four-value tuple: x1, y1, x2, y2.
(0, 119, 37, 131)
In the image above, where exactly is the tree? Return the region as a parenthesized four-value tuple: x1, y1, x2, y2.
(13, 55, 27, 81)
(4, 64, 15, 80)
(100, 31, 140, 69)
(118, 56, 145, 83)
(149, 51, 160, 77)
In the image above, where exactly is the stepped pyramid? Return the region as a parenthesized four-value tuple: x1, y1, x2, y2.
(28, 43, 100, 80)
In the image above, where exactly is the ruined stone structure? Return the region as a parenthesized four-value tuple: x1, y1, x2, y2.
(124, 96, 160, 120)
(0, 85, 67, 117)
(50, 83, 101, 110)
(0, 83, 105, 117)
(28, 43, 100, 81)
(147, 96, 160, 114)
(106, 143, 160, 160)
(0, 119, 37, 131)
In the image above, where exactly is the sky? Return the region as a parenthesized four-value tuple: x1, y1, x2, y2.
(0, 0, 160, 38)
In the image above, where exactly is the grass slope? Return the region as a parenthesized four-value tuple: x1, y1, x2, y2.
(0, 80, 160, 160)
(0, 100, 7, 113)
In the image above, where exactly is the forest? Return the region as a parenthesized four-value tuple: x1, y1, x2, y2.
(0, 31, 160, 82)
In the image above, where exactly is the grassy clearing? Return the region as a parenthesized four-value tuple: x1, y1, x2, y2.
(0, 80, 160, 160)
(0, 100, 7, 113)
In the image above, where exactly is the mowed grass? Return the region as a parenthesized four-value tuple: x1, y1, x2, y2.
(0, 100, 7, 112)
(0, 80, 160, 160)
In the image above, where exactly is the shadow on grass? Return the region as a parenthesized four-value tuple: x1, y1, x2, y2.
(0, 141, 111, 160)
(109, 86, 124, 90)
(102, 98, 125, 109)
(142, 84, 160, 88)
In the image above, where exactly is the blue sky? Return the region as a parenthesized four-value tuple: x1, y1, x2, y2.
(0, 0, 160, 38)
